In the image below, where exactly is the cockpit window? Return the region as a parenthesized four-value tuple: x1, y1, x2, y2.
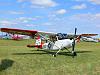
(49, 35, 57, 42)
(57, 33, 67, 40)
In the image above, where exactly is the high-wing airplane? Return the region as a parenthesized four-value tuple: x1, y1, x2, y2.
(81, 36, 99, 42)
(0, 33, 27, 40)
(0, 28, 98, 57)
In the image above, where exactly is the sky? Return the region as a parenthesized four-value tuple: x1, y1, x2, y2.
(0, 0, 100, 36)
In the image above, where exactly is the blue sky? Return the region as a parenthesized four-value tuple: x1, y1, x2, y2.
(0, 0, 100, 36)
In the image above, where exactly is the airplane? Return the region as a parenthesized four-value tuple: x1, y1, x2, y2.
(81, 36, 99, 42)
(0, 34, 12, 39)
(0, 33, 23, 40)
(0, 33, 30, 40)
(0, 28, 98, 57)
(10, 34, 30, 40)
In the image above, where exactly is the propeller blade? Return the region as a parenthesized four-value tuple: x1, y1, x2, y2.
(72, 28, 77, 57)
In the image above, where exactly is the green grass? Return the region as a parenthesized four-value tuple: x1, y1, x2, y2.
(0, 39, 100, 75)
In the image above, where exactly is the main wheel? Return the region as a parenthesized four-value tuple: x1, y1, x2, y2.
(53, 54, 56, 57)
(73, 52, 77, 56)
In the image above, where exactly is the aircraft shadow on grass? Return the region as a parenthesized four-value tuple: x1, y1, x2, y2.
(0, 59, 14, 71)
(12, 50, 92, 56)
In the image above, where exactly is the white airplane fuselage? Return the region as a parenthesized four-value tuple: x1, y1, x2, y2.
(42, 39, 73, 50)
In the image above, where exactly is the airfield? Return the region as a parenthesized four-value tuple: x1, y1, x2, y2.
(0, 39, 100, 75)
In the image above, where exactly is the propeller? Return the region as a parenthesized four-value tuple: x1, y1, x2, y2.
(72, 28, 77, 57)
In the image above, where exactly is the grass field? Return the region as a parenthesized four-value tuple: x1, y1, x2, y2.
(0, 39, 100, 75)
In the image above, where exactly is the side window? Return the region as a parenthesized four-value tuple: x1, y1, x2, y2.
(57, 33, 67, 40)
(49, 35, 57, 42)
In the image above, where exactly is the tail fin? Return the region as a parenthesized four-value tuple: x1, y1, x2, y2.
(27, 36, 43, 48)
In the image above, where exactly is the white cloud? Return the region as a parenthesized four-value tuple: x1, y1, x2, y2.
(56, 9, 67, 14)
(26, 24, 37, 26)
(0, 20, 17, 26)
(17, 0, 58, 8)
(94, 13, 100, 19)
(72, 4, 87, 9)
(9, 11, 24, 15)
(0, 17, 38, 26)
(31, 0, 57, 7)
(74, 0, 86, 2)
(89, 0, 100, 5)
(70, 13, 100, 20)
(75, 0, 82, 1)
(96, 25, 100, 28)
(75, 0, 100, 5)
(16, 17, 37, 23)
(69, 13, 100, 27)
(17, 0, 26, 2)
(41, 22, 53, 26)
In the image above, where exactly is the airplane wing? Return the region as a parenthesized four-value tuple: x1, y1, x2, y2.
(81, 34, 98, 37)
(0, 28, 98, 39)
(0, 28, 56, 38)
(76, 34, 98, 42)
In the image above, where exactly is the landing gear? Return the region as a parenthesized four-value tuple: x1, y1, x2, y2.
(52, 49, 61, 57)
(72, 51, 77, 58)
(73, 52, 77, 56)
(53, 54, 56, 57)
(37, 49, 40, 51)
